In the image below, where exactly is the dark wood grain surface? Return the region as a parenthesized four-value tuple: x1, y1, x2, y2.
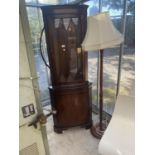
(41, 5, 92, 133)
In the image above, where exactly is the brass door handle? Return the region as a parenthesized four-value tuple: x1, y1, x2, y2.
(28, 110, 57, 129)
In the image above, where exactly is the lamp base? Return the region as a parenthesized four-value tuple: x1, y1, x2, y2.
(90, 122, 107, 139)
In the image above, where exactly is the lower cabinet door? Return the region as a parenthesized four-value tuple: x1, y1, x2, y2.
(49, 82, 92, 133)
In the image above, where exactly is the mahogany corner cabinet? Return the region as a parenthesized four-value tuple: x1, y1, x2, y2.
(41, 5, 92, 133)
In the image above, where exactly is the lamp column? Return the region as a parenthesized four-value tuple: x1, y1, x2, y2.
(91, 49, 106, 139)
(99, 49, 104, 131)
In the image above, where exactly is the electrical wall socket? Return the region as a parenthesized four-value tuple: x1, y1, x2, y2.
(22, 104, 35, 118)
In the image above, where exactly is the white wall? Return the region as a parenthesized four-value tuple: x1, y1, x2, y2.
(19, 12, 46, 155)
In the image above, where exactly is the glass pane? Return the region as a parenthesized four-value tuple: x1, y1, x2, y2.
(84, 0, 100, 112)
(26, 0, 69, 5)
(101, 1, 122, 115)
(101, 0, 135, 115)
(85, 0, 99, 16)
(84, 0, 135, 115)
(119, 13, 135, 96)
(26, 7, 50, 106)
(38, 0, 78, 4)
(48, 17, 83, 84)
(38, 0, 60, 4)
(103, 48, 119, 115)
(67, 19, 78, 78)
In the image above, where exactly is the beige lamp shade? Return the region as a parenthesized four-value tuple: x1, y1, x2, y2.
(82, 12, 124, 51)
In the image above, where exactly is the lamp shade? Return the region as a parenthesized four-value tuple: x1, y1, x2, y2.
(82, 12, 124, 51)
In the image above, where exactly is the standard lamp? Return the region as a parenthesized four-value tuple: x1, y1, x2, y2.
(82, 12, 124, 139)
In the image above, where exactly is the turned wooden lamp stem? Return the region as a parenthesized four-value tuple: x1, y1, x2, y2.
(99, 49, 104, 131)
(90, 49, 105, 139)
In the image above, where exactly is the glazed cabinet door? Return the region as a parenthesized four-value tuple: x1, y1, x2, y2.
(41, 5, 88, 85)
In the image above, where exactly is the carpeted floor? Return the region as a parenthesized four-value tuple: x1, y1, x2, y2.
(44, 108, 100, 155)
